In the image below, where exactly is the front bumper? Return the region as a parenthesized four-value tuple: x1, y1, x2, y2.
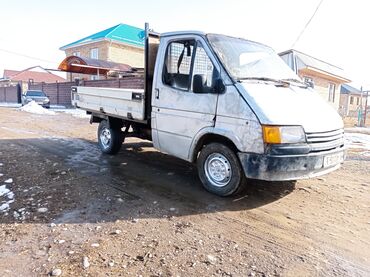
(238, 147, 346, 181)
(24, 99, 50, 107)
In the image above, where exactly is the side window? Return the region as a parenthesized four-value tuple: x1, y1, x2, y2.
(163, 40, 195, 90)
(328, 83, 336, 102)
(90, 48, 99, 59)
(191, 44, 216, 93)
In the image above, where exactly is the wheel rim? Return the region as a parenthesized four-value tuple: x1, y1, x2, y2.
(204, 153, 232, 187)
(100, 127, 111, 149)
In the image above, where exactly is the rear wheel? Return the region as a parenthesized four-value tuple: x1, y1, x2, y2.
(197, 143, 246, 196)
(97, 120, 123, 154)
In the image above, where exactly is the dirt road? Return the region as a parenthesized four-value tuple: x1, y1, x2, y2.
(0, 107, 369, 277)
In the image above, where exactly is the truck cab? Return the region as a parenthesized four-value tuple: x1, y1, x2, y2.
(151, 31, 345, 195)
(73, 28, 345, 196)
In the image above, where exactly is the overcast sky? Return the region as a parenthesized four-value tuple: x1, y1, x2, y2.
(0, 0, 369, 88)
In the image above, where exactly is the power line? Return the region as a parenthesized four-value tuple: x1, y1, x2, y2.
(0, 47, 59, 64)
(291, 0, 324, 48)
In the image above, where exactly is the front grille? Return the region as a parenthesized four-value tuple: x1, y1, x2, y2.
(306, 129, 345, 153)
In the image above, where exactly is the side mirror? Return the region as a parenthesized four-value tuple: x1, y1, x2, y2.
(214, 78, 225, 94)
(193, 74, 207, 93)
(193, 75, 225, 94)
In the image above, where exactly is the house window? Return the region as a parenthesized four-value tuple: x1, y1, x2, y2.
(73, 51, 81, 57)
(357, 97, 360, 105)
(328, 83, 336, 102)
(350, 96, 354, 104)
(90, 48, 99, 59)
(90, 75, 99, 80)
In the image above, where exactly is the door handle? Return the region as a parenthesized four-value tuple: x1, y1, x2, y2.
(155, 88, 159, 99)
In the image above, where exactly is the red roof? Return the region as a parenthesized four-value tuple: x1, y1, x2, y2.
(3, 67, 65, 83)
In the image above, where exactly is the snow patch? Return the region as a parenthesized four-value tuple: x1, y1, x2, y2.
(0, 184, 15, 212)
(19, 101, 56, 115)
(345, 132, 370, 157)
(0, 103, 22, 108)
(0, 185, 10, 196)
(55, 108, 90, 119)
(345, 127, 370, 135)
(345, 133, 370, 150)
(37, 207, 48, 213)
(4, 178, 13, 184)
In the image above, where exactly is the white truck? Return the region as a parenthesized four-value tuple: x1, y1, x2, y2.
(72, 24, 345, 196)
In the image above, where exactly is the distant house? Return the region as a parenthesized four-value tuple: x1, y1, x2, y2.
(60, 23, 145, 81)
(0, 66, 66, 92)
(279, 49, 350, 111)
(340, 84, 367, 116)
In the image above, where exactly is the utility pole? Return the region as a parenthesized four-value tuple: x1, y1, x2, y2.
(363, 90, 369, 126)
(359, 86, 363, 126)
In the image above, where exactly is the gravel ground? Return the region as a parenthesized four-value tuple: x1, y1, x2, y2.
(0, 107, 369, 277)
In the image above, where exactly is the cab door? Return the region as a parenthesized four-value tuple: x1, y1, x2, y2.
(152, 37, 219, 160)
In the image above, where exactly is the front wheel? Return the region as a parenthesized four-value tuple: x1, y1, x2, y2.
(97, 120, 123, 155)
(197, 143, 246, 196)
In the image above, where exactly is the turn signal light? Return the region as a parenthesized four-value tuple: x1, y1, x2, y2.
(262, 126, 281, 144)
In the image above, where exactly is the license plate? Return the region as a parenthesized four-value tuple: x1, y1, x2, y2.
(323, 152, 344, 168)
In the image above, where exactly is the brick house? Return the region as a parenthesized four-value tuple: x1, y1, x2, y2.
(0, 66, 65, 92)
(60, 23, 145, 81)
(339, 84, 367, 116)
(279, 49, 350, 111)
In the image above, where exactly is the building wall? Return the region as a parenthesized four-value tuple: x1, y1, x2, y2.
(0, 80, 19, 88)
(0, 80, 27, 93)
(64, 40, 144, 81)
(339, 93, 366, 116)
(339, 94, 350, 116)
(298, 70, 342, 111)
(108, 42, 144, 68)
(65, 41, 110, 60)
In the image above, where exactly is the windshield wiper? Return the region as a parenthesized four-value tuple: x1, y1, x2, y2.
(280, 78, 308, 88)
(237, 77, 290, 87)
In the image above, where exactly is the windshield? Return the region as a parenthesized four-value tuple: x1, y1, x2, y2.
(207, 34, 299, 81)
(26, 91, 46, 97)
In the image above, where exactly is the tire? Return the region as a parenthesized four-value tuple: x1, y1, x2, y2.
(197, 143, 246, 196)
(97, 120, 123, 155)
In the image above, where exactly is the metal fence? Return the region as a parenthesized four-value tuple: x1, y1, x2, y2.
(0, 85, 21, 103)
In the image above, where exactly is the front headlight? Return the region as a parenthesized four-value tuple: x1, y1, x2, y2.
(262, 125, 306, 144)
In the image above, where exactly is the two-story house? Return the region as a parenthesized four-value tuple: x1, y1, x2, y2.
(279, 49, 350, 111)
(60, 23, 145, 81)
